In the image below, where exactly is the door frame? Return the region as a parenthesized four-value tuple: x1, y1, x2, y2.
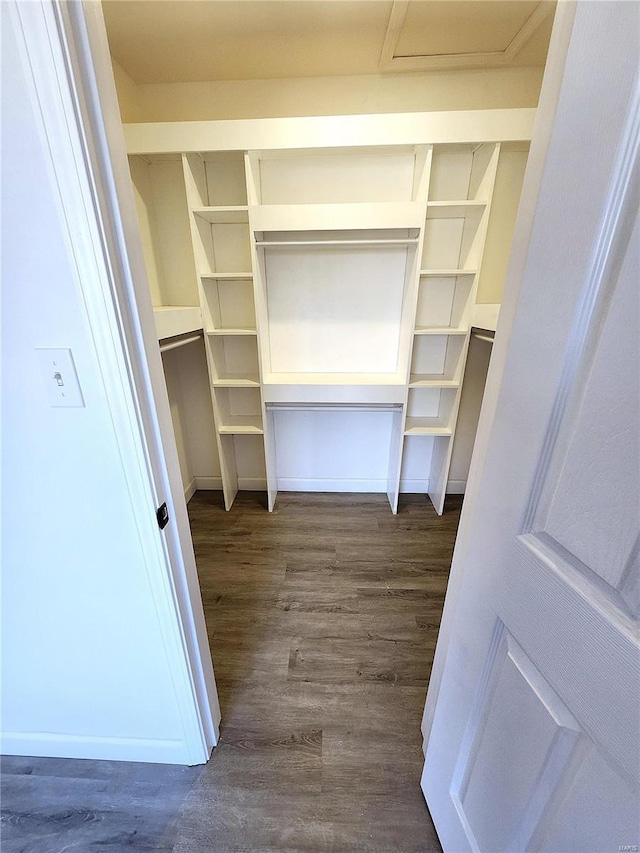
(421, 0, 578, 750)
(9, 0, 220, 763)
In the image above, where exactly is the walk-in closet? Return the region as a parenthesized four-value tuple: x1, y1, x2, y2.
(126, 121, 530, 513)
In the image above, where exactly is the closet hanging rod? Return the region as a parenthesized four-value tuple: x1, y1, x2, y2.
(471, 331, 495, 344)
(159, 333, 203, 354)
(266, 404, 402, 413)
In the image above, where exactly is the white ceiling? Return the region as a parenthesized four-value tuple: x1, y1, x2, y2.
(103, 0, 554, 85)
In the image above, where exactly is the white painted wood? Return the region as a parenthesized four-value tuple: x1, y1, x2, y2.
(472, 303, 501, 332)
(422, 4, 640, 851)
(125, 112, 531, 511)
(124, 109, 536, 155)
(154, 306, 202, 340)
(4, 0, 219, 763)
(251, 202, 423, 232)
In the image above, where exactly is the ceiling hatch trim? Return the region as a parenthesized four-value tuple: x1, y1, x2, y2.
(380, 1, 553, 73)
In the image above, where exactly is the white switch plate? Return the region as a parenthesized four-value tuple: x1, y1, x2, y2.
(36, 348, 85, 407)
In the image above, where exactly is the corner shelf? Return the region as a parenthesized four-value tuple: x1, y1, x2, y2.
(404, 418, 453, 436)
(414, 326, 468, 336)
(200, 272, 253, 281)
(212, 375, 260, 387)
(419, 269, 477, 277)
(218, 417, 264, 435)
(426, 201, 487, 219)
(193, 206, 249, 224)
(409, 374, 460, 388)
(207, 328, 258, 336)
(153, 305, 202, 341)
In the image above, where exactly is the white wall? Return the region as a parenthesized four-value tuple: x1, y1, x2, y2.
(0, 7, 194, 763)
(113, 65, 544, 123)
(113, 52, 536, 501)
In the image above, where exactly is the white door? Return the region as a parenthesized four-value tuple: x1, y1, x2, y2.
(421, 3, 639, 851)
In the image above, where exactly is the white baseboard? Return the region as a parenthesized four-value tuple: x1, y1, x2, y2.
(194, 476, 222, 491)
(184, 477, 197, 502)
(399, 478, 430, 492)
(186, 475, 466, 497)
(237, 477, 267, 490)
(277, 477, 387, 493)
(1, 731, 193, 764)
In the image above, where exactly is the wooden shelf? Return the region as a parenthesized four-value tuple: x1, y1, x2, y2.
(153, 306, 202, 341)
(404, 418, 453, 436)
(200, 272, 253, 281)
(218, 417, 264, 435)
(419, 269, 477, 277)
(207, 328, 258, 336)
(414, 326, 468, 336)
(251, 202, 424, 233)
(212, 375, 260, 387)
(409, 374, 460, 388)
(426, 201, 486, 219)
(193, 206, 249, 224)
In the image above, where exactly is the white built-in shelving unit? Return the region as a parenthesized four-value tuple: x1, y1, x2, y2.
(126, 110, 533, 513)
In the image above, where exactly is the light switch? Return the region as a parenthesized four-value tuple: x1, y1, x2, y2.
(36, 348, 85, 407)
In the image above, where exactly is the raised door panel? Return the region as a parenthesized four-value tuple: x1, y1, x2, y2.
(540, 212, 639, 602)
(449, 624, 583, 853)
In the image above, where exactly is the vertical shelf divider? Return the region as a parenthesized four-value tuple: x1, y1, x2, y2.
(387, 144, 433, 514)
(245, 151, 278, 511)
(427, 142, 501, 514)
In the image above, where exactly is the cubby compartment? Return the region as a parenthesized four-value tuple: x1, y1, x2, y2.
(128, 154, 200, 338)
(208, 335, 260, 385)
(183, 153, 252, 277)
(202, 277, 256, 333)
(183, 151, 248, 208)
(248, 146, 430, 205)
(213, 386, 263, 435)
(428, 143, 498, 203)
(416, 273, 475, 331)
(404, 387, 457, 435)
(410, 335, 466, 386)
(422, 210, 485, 272)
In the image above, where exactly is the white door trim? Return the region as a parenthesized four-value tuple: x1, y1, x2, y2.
(9, 0, 220, 764)
(420, 0, 578, 750)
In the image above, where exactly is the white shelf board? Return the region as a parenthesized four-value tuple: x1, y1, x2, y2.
(404, 418, 453, 436)
(419, 269, 477, 277)
(251, 202, 423, 233)
(212, 375, 260, 387)
(426, 200, 487, 219)
(262, 372, 406, 404)
(200, 272, 253, 281)
(153, 305, 202, 341)
(207, 328, 258, 336)
(473, 303, 501, 333)
(264, 372, 405, 385)
(218, 416, 264, 435)
(409, 374, 460, 388)
(414, 327, 468, 336)
(193, 206, 249, 224)
(124, 109, 536, 155)
(255, 238, 418, 248)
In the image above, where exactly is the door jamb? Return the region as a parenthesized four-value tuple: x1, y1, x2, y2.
(10, 0, 220, 763)
(421, 1, 577, 751)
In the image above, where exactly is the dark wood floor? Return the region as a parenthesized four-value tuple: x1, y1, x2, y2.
(174, 491, 461, 852)
(1, 491, 462, 853)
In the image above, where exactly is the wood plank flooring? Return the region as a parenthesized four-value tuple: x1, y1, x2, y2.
(174, 491, 462, 852)
(0, 491, 462, 853)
